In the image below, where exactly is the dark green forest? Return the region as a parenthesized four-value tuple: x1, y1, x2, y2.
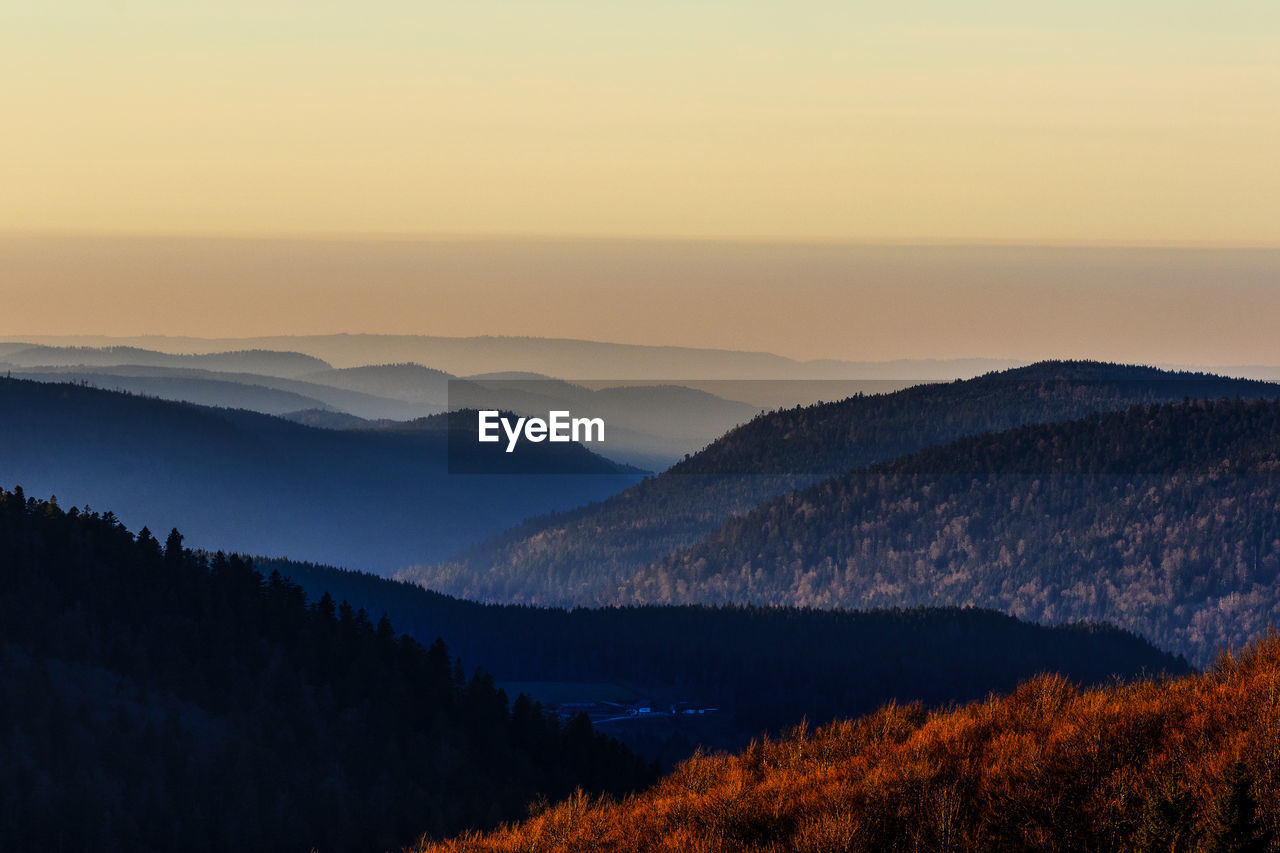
(0, 488, 652, 853)
(405, 361, 1280, 606)
(267, 558, 1187, 762)
(636, 397, 1280, 663)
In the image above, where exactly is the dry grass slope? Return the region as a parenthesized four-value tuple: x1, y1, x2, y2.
(413, 636, 1280, 852)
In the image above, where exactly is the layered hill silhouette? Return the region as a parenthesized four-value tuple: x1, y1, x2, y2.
(0, 344, 329, 377)
(404, 362, 1280, 607)
(11, 333, 1021, 380)
(309, 368, 760, 469)
(304, 362, 454, 406)
(264, 557, 1187, 764)
(629, 397, 1280, 663)
(1, 345, 764, 468)
(445, 375, 760, 469)
(4, 365, 429, 419)
(413, 635, 1280, 853)
(0, 489, 653, 852)
(0, 378, 636, 570)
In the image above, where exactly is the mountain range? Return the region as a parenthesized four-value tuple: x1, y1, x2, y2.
(6, 334, 1025, 379)
(0, 378, 635, 570)
(1, 344, 765, 468)
(404, 362, 1280, 624)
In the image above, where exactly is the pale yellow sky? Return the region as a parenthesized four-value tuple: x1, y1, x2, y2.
(2, 1, 1278, 242)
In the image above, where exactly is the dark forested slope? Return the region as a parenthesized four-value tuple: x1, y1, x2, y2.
(0, 489, 652, 852)
(405, 362, 1280, 605)
(266, 558, 1187, 762)
(638, 397, 1280, 662)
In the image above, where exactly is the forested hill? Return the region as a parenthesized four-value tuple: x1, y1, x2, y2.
(404, 361, 1280, 606)
(263, 557, 1188, 763)
(0, 488, 653, 852)
(0, 378, 637, 570)
(673, 360, 1280, 476)
(636, 397, 1280, 663)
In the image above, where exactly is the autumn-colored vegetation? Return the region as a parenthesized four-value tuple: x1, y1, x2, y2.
(415, 636, 1280, 853)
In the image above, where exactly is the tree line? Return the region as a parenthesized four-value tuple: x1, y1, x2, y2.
(0, 487, 653, 852)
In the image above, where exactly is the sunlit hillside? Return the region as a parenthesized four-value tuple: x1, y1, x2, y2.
(416, 637, 1280, 852)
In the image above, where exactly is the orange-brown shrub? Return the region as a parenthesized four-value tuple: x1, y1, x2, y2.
(410, 634, 1280, 852)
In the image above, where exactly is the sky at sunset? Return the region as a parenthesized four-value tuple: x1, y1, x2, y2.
(3, 236, 1279, 365)
(3, 3, 1278, 363)
(3, 1, 1278, 243)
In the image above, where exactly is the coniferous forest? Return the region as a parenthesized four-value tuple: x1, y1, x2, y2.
(0, 488, 652, 852)
(263, 557, 1187, 761)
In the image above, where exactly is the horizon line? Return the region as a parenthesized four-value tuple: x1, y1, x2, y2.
(5, 334, 1280, 372)
(3, 227, 1279, 251)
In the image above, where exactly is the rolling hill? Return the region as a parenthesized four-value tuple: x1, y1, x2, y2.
(447, 376, 761, 469)
(305, 366, 762, 469)
(412, 635, 1280, 853)
(633, 396, 1280, 663)
(10, 333, 1022, 379)
(303, 362, 455, 405)
(4, 366, 429, 419)
(403, 362, 1280, 607)
(0, 344, 330, 378)
(2, 353, 440, 420)
(299, 366, 762, 470)
(0, 378, 636, 571)
(263, 557, 1187, 765)
(3, 348, 765, 469)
